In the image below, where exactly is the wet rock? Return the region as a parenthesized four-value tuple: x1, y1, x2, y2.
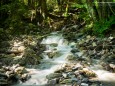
(47, 50, 61, 58)
(81, 83, 89, 86)
(101, 62, 111, 71)
(0, 65, 30, 85)
(102, 63, 115, 72)
(47, 78, 59, 85)
(5, 70, 14, 77)
(109, 64, 115, 72)
(71, 48, 79, 53)
(14, 67, 27, 74)
(2, 66, 11, 71)
(90, 83, 101, 86)
(87, 45, 94, 50)
(82, 78, 89, 83)
(54, 67, 65, 73)
(8, 73, 19, 84)
(17, 46, 25, 52)
(102, 54, 115, 63)
(88, 79, 102, 86)
(20, 73, 31, 82)
(20, 50, 41, 65)
(86, 35, 91, 39)
(38, 44, 46, 51)
(50, 43, 58, 47)
(77, 80, 82, 85)
(101, 53, 110, 60)
(95, 46, 103, 51)
(60, 79, 72, 84)
(72, 82, 79, 86)
(92, 42, 97, 47)
(46, 73, 62, 80)
(11, 64, 20, 70)
(66, 54, 78, 61)
(77, 74, 84, 80)
(74, 71, 80, 77)
(79, 68, 97, 78)
(109, 54, 115, 59)
(62, 73, 68, 78)
(72, 63, 83, 71)
(79, 46, 87, 51)
(75, 33, 83, 38)
(71, 77, 79, 82)
(65, 67, 73, 72)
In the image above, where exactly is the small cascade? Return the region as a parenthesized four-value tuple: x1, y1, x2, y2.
(14, 32, 115, 86)
(14, 32, 73, 86)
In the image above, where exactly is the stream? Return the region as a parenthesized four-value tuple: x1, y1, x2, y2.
(14, 32, 115, 86)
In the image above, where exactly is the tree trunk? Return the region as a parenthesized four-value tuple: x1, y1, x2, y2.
(39, 0, 48, 19)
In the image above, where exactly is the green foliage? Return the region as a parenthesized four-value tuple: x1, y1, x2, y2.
(81, 22, 93, 34)
(0, 0, 39, 35)
(47, 0, 57, 11)
(0, 0, 115, 36)
(93, 16, 115, 36)
(71, 3, 86, 8)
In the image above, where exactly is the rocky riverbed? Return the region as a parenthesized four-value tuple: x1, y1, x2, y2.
(45, 31, 115, 86)
(0, 31, 115, 86)
(0, 35, 45, 85)
(0, 64, 30, 85)
(46, 62, 100, 86)
(0, 35, 45, 67)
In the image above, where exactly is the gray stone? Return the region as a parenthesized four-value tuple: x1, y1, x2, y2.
(48, 78, 58, 85)
(81, 83, 89, 86)
(47, 50, 62, 58)
(71, 48, 79, 53)
(66, 54, 77, 61)
(71, 77, 79, 82)
(62, 73, 68, 78)
(21, 73, 30, 82)
(14, 67, 27, 74)
(50, 43, 58, 47)
(82, 78, 89, 82)
(46, 73, 62, 80)
(60, 79, 72, 84)
(54, 68, 65, 73)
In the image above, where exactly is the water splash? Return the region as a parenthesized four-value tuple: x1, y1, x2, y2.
(14, 32, 115, 86)
(14, 32, 72, 86)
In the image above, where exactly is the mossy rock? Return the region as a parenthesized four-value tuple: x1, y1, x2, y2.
(60, 79, 72, 84)
(46, 73, 62, 80)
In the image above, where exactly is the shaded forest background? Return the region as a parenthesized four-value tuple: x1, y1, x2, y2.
(0, 0, 115, 38)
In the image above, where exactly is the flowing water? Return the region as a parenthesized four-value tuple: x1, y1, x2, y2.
(14, 32, 73, 86)
(14, 32, 115, 86)
(89, 60, 115, 86)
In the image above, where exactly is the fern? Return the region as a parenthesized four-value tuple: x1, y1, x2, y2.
(93, 15, 115, 36)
